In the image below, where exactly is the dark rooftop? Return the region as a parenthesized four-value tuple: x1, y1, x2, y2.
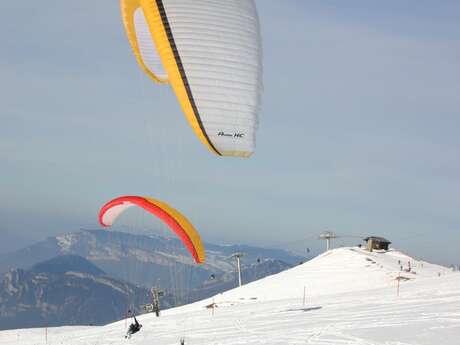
(363, 236, 391, 244)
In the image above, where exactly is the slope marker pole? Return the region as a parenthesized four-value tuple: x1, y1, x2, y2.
(303, 286, 307, 306)
(212, 298, 215, 317)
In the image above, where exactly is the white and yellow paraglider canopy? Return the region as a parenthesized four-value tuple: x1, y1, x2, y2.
(121, 0, 263, 157)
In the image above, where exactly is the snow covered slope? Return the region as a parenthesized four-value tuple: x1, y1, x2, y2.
(1, 247, 459, 345)
(206, 247, 453, 305)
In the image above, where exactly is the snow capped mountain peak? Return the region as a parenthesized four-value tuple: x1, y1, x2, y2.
(56, 233, 76, 252)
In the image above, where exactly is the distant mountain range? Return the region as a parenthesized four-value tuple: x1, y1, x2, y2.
(0, 230, 304, 292)
(0, 255, 156, 330)
(0, 230, 305, 330)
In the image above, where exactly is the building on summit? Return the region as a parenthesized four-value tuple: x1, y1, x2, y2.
(363, 236, 391, 252)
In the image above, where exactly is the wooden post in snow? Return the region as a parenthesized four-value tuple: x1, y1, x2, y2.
(212, 298, 215, 317)
(396, 272, 401, 297)
(205, 298, 217, 316)
(44, 308, 48, 345)
(303, 286, 307, 306)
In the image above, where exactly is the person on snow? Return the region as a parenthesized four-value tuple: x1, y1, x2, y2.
(125, 316, 142, 339)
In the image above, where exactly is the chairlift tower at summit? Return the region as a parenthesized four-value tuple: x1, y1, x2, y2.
(319, 231, 337, 252)
(230, 252, 245, 287)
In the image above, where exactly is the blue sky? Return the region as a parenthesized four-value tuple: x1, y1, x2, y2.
(1, 1, 459, 264)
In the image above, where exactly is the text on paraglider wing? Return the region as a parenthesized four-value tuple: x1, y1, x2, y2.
(218, 132, 245, 138)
